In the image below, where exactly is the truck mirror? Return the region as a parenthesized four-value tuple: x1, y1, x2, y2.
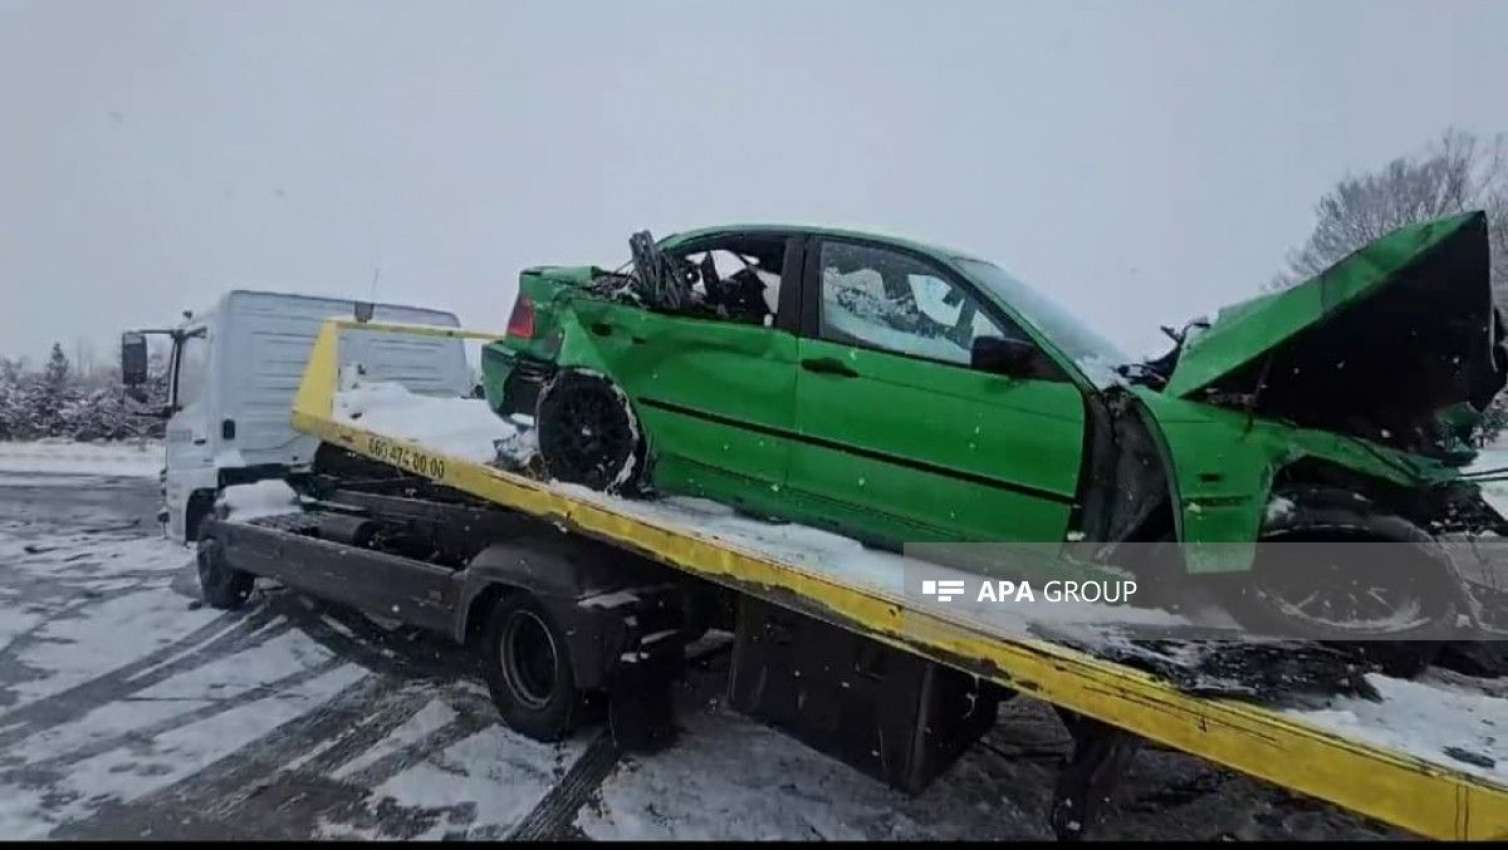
(121, 332, 149, 386)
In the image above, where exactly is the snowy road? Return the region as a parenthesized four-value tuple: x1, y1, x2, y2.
(0, 470, 1399, 840)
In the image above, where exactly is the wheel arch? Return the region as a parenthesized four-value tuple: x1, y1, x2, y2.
(534, 365, 652, 494)
(1130, 393, 1449, 575)
(454, 534, 677, 690)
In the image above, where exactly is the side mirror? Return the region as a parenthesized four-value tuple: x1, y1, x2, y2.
(971, 335, 1036, 377)
(121, 332, 149, 386)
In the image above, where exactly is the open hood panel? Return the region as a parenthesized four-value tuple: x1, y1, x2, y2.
(1165, 212, 1506, 460)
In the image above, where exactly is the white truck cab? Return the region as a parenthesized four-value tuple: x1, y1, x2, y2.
(123, 290, 471, 543)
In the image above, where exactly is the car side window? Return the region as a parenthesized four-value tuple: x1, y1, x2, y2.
(667, 235, 785, 327)
(817, 241, 1029, 367)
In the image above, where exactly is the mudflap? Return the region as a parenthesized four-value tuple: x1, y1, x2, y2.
(1050, 708, 1143, 841)
(576, 586, 690, 754)
(607, 646, 681, 753)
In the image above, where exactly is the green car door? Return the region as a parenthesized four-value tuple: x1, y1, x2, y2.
(611, 233, 802, 516)
(787, 237, 1087, 546)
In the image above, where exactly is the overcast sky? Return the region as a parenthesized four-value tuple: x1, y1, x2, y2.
(2, 0, 1505, 367)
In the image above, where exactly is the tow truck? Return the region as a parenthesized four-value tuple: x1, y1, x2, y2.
(133, 314, 1508, 840)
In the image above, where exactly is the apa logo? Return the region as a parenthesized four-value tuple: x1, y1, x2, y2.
(920, 578, 967, 602)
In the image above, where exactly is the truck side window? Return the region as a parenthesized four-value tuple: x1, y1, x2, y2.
(174, 334, 209, 410)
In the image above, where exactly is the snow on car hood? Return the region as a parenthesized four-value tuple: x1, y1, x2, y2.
(1162, 212, 1506, 460)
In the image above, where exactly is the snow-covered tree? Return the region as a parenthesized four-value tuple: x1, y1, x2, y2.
(60, 387, 134, 441)
(0, 342, 169, 441)
(17, 343, 80, 437)
(1272, 128, 1507, 295)
(0, 357, 22, 440)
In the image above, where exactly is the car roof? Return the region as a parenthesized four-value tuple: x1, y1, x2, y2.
(661, 224, 986, 267)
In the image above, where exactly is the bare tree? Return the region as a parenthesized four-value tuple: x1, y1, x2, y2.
(1273, 128, 1508, 295)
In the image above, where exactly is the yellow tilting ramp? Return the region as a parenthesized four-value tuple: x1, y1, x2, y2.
(293, 318, 1508, 840)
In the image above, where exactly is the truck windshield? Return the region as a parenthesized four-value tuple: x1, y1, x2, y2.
(955, 258, 1128, 383)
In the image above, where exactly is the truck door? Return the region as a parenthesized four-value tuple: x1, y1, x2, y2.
(164, 326, 216, 541)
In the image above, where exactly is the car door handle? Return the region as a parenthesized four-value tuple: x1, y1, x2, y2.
(801, 357, 859, 378)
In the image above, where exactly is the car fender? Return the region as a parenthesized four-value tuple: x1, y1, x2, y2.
(552, 302, 621, 377)
(1131, 390, 1454, 574)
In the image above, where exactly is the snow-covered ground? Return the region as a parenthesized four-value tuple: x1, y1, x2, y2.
(0, 464, 1396, 839)
(0, 439, 162, 479)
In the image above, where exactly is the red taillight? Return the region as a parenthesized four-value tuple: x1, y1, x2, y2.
(506, 295, 535, 339)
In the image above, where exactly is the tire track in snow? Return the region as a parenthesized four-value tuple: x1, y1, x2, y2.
(48, 674, 502, 840)
(51, 676, 509, 840)
(47, 672, 394, 840)
(5, 588, 448, 776)
(290, 688, 450, 778)
(0, 581, 160, 662)
(508, 729, 618, 841)
(2, 654, 350, 786)
(0, 604, 289, 747)
(337, 697, 499, 790)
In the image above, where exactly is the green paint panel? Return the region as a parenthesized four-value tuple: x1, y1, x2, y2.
(1166, 213, 1480, 397)
(790, 336, 1082, 544)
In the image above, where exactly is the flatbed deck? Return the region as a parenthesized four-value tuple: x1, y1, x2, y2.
(287, 318, 1508, 840)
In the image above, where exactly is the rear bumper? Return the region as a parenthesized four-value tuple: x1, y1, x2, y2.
(480, 343, 554, 418)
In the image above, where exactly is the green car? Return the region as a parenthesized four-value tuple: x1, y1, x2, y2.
(482, 212, 1507, 646)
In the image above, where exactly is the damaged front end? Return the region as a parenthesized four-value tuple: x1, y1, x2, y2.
(1103, 213, 1508, 649)
(1158, 211, 1508, 466)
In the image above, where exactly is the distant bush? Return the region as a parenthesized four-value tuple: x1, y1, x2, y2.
(0, 343, 168, 442)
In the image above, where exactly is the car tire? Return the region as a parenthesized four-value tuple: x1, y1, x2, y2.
(1226, 488, 1457, 677)
(196, 533, 255, 610)
(536, 370, 647, 495)
(482, 593, 579, 742)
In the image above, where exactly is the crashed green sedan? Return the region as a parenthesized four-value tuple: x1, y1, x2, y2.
(482, 212, 1507, 646)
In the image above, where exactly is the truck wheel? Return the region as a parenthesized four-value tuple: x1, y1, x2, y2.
(196, 535, 255, 610)
(482, 594, 579, 741)
(536, 371, 646, 495)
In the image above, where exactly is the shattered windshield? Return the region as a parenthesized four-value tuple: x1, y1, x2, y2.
(955, 258, 1129, 382)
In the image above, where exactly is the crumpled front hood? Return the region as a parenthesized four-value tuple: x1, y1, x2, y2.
(1163, 212, 1506, 461)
